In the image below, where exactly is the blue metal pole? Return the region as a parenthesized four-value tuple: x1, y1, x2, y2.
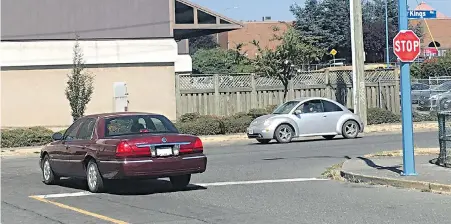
(385, 0, 390, 67)
(398, 0, 417, 176)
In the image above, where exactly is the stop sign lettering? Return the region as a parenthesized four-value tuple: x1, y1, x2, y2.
(393, 30, 421, 62)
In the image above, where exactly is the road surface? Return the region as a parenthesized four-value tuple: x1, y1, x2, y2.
(2, 131, 450, 224)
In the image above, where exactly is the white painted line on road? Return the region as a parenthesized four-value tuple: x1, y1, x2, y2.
(31, 178, 328, 199)
(194, 177, 328, 187)
(33, 191, 94, 199)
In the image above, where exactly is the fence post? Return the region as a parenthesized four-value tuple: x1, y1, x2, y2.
(214, 74, 220, 116)
(394, 68, 401, 114)
(324, 69, 332, 99)
(378, 78, 382, 108)
(288, 79, 295, 100)
(175, 73, 181, 119)
(250, 73, 258, 108)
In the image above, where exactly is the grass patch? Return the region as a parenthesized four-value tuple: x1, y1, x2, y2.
(321, 162, 345, 181)
(364, 147, 439, 158)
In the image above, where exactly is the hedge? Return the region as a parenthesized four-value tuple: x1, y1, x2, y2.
(0, 106, 438, 148)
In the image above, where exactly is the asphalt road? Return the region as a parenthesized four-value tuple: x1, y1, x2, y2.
(2, 131, 451, 224)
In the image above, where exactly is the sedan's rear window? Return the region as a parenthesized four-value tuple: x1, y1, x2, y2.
(104, 115, 178, 137)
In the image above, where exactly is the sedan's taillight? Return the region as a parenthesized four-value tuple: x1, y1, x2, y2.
(116, 141, 133, 157)
(116, 140, 150, 157)
(180, 137, 203, 154)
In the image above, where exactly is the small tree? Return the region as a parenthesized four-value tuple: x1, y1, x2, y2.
(252, 26, 324, 101)
(65, 37, 94, 121)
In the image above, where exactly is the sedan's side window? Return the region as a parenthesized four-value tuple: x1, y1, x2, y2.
(296, 100, 324, 113)
(64, 119, 84, 141)
(322, 100, 343, 112)
(77, 118, 97, 140)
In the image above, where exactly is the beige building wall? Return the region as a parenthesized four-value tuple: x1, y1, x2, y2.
(1, 64, 176, 128)
(0, 38, 193, 128)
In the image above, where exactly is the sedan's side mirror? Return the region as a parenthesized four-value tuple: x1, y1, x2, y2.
(294, 110, 302, 115)
(52, 132, 63, 141)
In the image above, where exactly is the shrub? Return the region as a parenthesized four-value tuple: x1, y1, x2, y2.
(413, 112, 438, 122)
(175, 116, 225, 136)
(179, 112, 201, 122)
(222, 115, 253, 134)
(265, 104, 278, 113)
(1, 127, 54, 148)
(367, 108, 401, 125)
(247, 108, 268, 119)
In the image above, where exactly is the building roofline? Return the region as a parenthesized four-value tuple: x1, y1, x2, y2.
(176, 0, 243, 27)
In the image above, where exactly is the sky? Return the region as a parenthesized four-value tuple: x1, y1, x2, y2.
(190, 0, 450, 21)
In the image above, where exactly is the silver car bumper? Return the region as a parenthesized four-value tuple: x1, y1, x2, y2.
(247, 125, 275, 139)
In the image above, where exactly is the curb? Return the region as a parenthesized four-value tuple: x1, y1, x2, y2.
(340, 170, 451, 194)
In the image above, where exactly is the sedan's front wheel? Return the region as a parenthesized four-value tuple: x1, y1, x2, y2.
(42, 155, 59, 185)
(86, 160, 105, 193)
(274, 124, 294, 143)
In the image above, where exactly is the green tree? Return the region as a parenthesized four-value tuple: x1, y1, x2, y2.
(411, 54, 451, 79)
(192, 45, 254, 74)
(291, 0, 351, 61)
(189, 35, 219, 55)
(252, 26, 324, 101)
(65, 37, 95, 121)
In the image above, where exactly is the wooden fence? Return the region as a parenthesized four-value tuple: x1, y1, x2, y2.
(175, 69, 400, 117)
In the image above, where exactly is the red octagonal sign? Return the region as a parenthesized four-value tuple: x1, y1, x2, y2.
(393, 30, 421, 62)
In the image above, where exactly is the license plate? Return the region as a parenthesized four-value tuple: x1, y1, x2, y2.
(156, 147, 173, 157)
(248, 128, 254, 134)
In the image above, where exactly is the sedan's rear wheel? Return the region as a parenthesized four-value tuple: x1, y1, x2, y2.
(342, 120, 359, 139)
(257, 139, 271, 144)
(170, 174, 191, 190)
(86, 160, 105, 193)
(42, 154, 59, 185)
(274, 124, 294, 143)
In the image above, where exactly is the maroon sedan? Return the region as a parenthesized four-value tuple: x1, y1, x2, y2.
(39, 112, 207, 193)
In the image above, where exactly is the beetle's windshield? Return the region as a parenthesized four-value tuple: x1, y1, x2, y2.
(104, 114, 178, 137)
(272, 101, 300, 114)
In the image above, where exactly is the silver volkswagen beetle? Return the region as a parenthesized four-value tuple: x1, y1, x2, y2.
(247, 97, 364, 144)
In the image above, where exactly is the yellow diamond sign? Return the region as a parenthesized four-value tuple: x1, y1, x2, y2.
(330, 49, 337, 56)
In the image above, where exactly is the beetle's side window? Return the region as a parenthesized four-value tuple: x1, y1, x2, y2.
(64, 119, 84, 140)
(322, 100, 343, 112)
(296, 100, 324, 113)
(77, 118, 96, 140)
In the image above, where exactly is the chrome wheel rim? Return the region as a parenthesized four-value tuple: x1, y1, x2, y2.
(43, 160, 51, 181)
(87, 164, 97, 190)
(278, 127, 292, 141)
(345, 122, 357, 136)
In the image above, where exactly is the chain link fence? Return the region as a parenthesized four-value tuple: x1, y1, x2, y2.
(436, 112, 451, 167)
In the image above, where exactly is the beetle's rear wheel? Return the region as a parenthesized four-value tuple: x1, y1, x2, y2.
(342, 120, 359, 139)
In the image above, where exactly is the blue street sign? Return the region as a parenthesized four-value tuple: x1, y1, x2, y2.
(407, 10, 437, 19)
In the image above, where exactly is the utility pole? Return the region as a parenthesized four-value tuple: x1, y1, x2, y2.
(385, 0, 390, 67)
(350, 0, 367, 126)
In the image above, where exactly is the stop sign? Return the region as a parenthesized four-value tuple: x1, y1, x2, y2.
(393, 30, 421, 62)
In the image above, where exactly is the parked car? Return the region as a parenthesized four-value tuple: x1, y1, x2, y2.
(415, 81, 451, 105)
(409, 83, 430, 104)
(247, 97, 364, 144)
(418, 90, 451, 111)
(39, 112, 207, 193)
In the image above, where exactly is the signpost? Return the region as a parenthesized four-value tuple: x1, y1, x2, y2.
(395, 0, 419, 176)
(407, 10, 437, 19)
